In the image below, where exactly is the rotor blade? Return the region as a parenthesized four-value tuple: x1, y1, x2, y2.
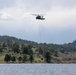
(39, 14, 44, 16)
(32, 14, 38, 16)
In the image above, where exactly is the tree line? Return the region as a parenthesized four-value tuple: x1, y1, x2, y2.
(0, 42, 52, 63)
(4, 54, 34, 63)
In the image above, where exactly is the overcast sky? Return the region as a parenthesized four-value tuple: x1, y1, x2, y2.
(0, 0, 76, 44)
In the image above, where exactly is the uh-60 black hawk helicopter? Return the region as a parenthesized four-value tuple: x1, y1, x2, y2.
(32, 14, 45, 20)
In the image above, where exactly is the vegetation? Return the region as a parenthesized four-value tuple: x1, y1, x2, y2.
(0, 35, 76, 63)
(45, 51, 51, 63)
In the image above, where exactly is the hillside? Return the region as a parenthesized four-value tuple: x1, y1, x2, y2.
(0, 35, 76, 63)
(0, 35, 38, 46)
(0, 35, 76, 54)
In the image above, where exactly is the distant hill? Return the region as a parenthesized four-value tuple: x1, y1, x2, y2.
(0, 35, 38, 46)
(0, 35, 76, 53)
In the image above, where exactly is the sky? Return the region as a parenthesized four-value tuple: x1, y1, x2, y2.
(0, 0, 76, 44)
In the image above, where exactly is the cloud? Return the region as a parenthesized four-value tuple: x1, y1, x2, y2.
(0, 0, 76, 44)
(0, 12, 13, 20)
(20, 0, 76, 12)
(0, 0, 16, 9)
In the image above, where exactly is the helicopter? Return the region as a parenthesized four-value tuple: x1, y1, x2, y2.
(32, 14, 45, 20)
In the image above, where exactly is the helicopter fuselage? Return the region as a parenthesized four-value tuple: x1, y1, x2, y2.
(36, 15, 45, 20)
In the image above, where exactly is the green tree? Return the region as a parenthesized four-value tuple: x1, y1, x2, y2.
(21, 44, 25, 50)
(28, 44, 33, 54)
(54, 50, 58, 57)
(22, 46, 29, 54)
(28, 44, 32, 50)
(38, 47, 43, 55)
(18, 56, 22, 63)
(29, 54, 34, 63)
(2, 42, 7, 47)
(45, 51, 51, 63)
(6, 38, 13, 48)
(0, 47, 3, 53)
(11, 56, 16, 63)
(12, 43, 20, 53)
(22, 55, 27, 63)
(4, 54, 11, 63)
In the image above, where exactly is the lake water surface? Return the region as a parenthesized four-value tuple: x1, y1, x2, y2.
(0, 64, 76, 75)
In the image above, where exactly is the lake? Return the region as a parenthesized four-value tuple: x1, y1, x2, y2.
(0, 64, 76, 75)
